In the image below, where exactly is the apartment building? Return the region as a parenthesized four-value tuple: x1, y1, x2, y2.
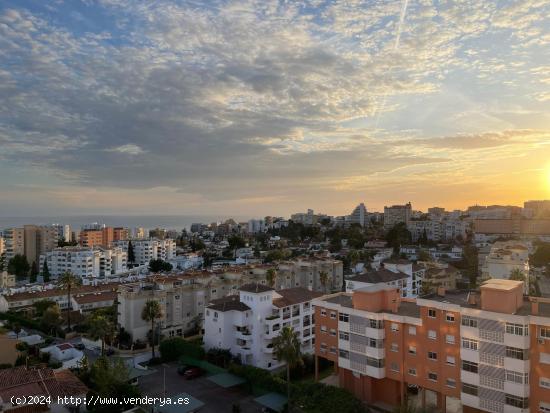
(408, 220, 469, 243)
(0, 236, 4, 257)
(473, 218, 550, 237)
(349, 203, 368, 227)
(0, 283, 120, 313)
(271, 258, 344, 293)
(346, 269, 410, 296)
(118, 270, 267, 341)
(204, 284, 321, 369)
(384, 203, 412, 231)
(39, 246, 127, 279)
(313, 278, 550, 413)
(113, 239, 176, 265)
(3, 228, 24, 261)
(3, 226, 58, 266)
(79, 226, 129, 248)
(481, 242, 529, 290)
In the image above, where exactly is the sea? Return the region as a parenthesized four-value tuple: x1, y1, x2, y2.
(0, 215, 251, 232)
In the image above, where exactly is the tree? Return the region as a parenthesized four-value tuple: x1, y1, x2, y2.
(33, 299, 56, 317)
(148, 259, 173, 273)
(89, 315, 114, 356)
(510, 268, 526, 282)
(319, 270, 330, 293)
(42, 260, 51, 282)
(386, 223, 412, 252)
(13, 323, 21, 339)
(266, 268, 277, 288)
(7, 254, 30, 278)
(531, 243, 550, 268)
(127, 240, 135, 264)
(57, 271, 82, 331)
(29, 262, 38, 283)
(228, 235, 246, 250)
(0, 254, 5, 271)
(272, 326, 303, 411)
(141, 300, 163, 358)
(41, 305, 62, 336)
(417, 249, 431, 262)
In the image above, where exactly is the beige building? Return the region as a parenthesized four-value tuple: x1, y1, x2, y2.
(3, 228, 24, 262)
(3, 226, 57, 267)
(384, 203, 412, 231)
(0, 271, 16, 289)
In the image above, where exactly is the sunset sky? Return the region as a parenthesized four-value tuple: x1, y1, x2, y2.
(1, 0, 549, 217)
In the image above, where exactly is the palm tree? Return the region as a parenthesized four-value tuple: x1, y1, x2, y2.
(272, 326, 303, 411)
(510, 268, 526, 282)
(319, 270, 329, 294)
(266, 268, 277, 288)
(141, 299, 163, 358)
(57, 271, 81, 331)
(89, 314, 114, 356)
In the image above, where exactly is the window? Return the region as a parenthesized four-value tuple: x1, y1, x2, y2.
(330, 329, 336, 336)
(408, 326, 416, 335)
(338, 313, 349, 322)
(408, 368, 417, 376)
(461, 316, 478, 328)
(214, 312, 218, 318)
(339, 331, 349, 341)
(446, 334, 455, 344)
(320, 325, 327, 333)
(321, 309, 327, 317)
(391, 343, 399, 352)
(428, 372, 437, 382)
(480, 375, 504, 390)
(408, 345, 417, 355)
(330, 311, 336, 319)
(428, 330, 437, 340)
(462, 383, 478, 396)
(390, 362, 399, 372)
(462, 360, 478, 373)
(506, 346, 529, 360)
(540, 327, 550, 339)
(540, 377, 550, 389)
(505, 395, 529, 409)
(540, 402, 550, 413)
(446, 313, 455, 322)
(446, 356, 456, 366)
(428, 309, 437, 318)
(462, 337, 478, 350)
(366, 357, 385, 368)
(507, 370, 529, 385)
(428, 351, 437, 361)
(390, 323, 399, 332)
(369, 319, 383, 329)
(369, 338, 383, 348)
(329, 346, 337, 354)
(446, 378, 456, 388)
(339, 349, 350, 359)
(506, 323, 528, 336)
(206, 310, 210, 316)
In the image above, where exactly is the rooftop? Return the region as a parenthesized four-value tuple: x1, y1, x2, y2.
(272, 288, 323, 308)
(208, 296, 251, 312)
(239, 283, 273, 293)
(350, 268, 407, 284)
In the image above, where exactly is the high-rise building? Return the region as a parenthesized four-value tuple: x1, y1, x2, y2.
(384, 203, 412, 230)
(51, 224, 71, 242)
(3, 228, 25, 261)
(3, 225, 58, 267)
(79, 226, 128, 247)
(524, 200, 550, 218)
(313, 279, 543, 413)
(349, 203, 367, 227)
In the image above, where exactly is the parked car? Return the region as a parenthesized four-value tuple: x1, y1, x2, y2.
(184, 367, 204, 380)
(177, 365, 191, 375)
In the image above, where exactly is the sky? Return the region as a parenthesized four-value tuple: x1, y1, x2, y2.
(0, 0, 549, 218)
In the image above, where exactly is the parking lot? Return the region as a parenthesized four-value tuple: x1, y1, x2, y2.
(137, 363, 262, 412)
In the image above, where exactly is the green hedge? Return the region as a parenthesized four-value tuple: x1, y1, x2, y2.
(158, 337, 205, 362)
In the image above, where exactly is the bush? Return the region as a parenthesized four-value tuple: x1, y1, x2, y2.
(48, 360, 63, 369)
(15, 342, 29, 352)
(159, 337, 205, 362)
(0, 363, 12, 369)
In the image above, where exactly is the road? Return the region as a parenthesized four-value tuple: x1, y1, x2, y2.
(137, 363, 262, 413)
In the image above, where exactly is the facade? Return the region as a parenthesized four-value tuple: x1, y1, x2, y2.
(524, 200, 550, 218)
(270, 258, 344, 293)
(384, 203, 412, 231)
(39, 246, 127, 279)
(3, 228, 24, 261)
(204, 284, 321, 369)
(3, 226, 57, 266)
(313, 279, 550, 413)
(247, 219, 266, 234)
(473, 218, 550, 237)
(481, 243, 530, 290)
(349, 203, 368, 227)
(79, 226, 129, 248)
(408, 220, 469, 242)
(346, 269, 410, 296)
(113, 239, 176, 265)
(51, 224, 72, 242)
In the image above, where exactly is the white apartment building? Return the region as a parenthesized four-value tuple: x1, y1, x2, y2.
(247, 219, 265, 234)
(39, 246, 127, 279)
(349, 203, 367, 227)
(383, 260, 426, 297)
(408, 220, 469, 243)
(204, 284, 321, 369)
(482, 242, 530, 291)
(113, 239, 176, 265)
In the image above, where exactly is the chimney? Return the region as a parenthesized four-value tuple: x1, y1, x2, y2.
(437, 287, 446, 297)
(467, 292, 478, 306)
(531, 299, 539, 316)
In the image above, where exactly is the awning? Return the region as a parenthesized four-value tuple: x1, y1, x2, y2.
(254, 393, 288, 412)
(206, 372, 246, 388)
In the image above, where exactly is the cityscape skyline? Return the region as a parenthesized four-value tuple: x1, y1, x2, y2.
(1, 1, 549, 216)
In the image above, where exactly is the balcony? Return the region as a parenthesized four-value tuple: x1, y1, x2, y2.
(236, 330, 252, 341)
(264, 345, 274, 354)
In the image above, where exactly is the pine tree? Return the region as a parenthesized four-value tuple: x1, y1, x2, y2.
(127, 240, 135, 264)
(29, 262, 38, 283)
(42, 261, 51, 282)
